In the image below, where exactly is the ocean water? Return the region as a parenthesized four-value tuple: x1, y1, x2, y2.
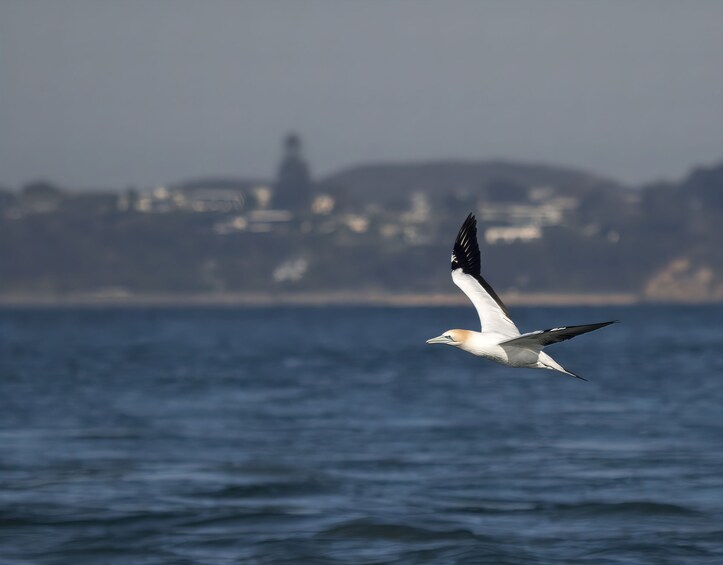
(1, 305, 722, 564)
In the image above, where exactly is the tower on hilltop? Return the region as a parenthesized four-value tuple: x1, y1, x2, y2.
(273, 133, 311, 211)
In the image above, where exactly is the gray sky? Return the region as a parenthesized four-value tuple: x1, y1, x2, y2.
(2, 1, 722, 189)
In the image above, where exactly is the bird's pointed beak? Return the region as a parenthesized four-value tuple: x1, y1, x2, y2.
(426, 335, 449, 345)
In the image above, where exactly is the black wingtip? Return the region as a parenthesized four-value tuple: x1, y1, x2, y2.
(564, 368, 588, 382)
(462, 213, 476, 232)
(454, 214, 477, 246)
(452, 213, 479, 271)
(461, 211, 476, 226)
(451, 212, 513, 319)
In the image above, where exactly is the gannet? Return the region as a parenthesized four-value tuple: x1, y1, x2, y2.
(426, 213, 616, 380)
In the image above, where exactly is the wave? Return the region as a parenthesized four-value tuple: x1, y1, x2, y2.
(545, 500, 701, 517)
(193, 477, 336, 500)
(446, 500, 700, 517)
(318, 518, 481, 542)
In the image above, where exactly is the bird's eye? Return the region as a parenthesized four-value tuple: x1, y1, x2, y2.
(445, 334, 453, 340)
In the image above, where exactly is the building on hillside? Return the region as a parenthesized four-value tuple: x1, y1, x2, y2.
(20, 181, 65, 214)
(273, 133, 312, 212)
(171, 181, 247, 213)
(138, 179, 267, 213)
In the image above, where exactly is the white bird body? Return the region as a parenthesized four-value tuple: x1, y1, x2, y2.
(427, 214, 616, 380)
(452, 331, 535, 365)
(429, 329, 570, 373)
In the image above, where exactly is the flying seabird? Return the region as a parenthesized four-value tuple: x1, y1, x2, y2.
(426, 213, 616, 380)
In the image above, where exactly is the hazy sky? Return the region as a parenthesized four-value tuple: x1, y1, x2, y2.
(2, 1, 723, 189)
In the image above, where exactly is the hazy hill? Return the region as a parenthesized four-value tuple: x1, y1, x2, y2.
(321, 159, 624, 207)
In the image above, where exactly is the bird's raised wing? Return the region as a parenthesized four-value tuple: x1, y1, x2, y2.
(451, 214, 519, 337)
(499, 321, 617, 349)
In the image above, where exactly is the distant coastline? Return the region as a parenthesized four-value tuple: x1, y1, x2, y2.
(2, 291, 711, 308)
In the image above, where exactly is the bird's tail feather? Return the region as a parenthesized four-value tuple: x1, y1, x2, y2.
(558, 366, 587, 381)
(538, 352, 588, 381)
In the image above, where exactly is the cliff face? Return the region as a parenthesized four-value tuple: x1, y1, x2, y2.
(644, 259, 722, 302)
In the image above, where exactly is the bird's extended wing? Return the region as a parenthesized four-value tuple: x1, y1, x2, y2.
(499, 321, 617, 348)
(451, 214, 519, 337)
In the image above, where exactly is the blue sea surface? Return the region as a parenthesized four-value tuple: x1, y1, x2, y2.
(1, 305, 722, 564)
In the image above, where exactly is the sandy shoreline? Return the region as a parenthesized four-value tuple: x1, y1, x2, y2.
(0, 291, 657, 307)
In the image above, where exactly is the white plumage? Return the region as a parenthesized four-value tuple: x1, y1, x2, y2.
(426, 214, 616, 381)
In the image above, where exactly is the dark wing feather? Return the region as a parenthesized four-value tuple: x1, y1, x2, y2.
(451, 213, 511, 319)
(500, 321, 618, 348)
